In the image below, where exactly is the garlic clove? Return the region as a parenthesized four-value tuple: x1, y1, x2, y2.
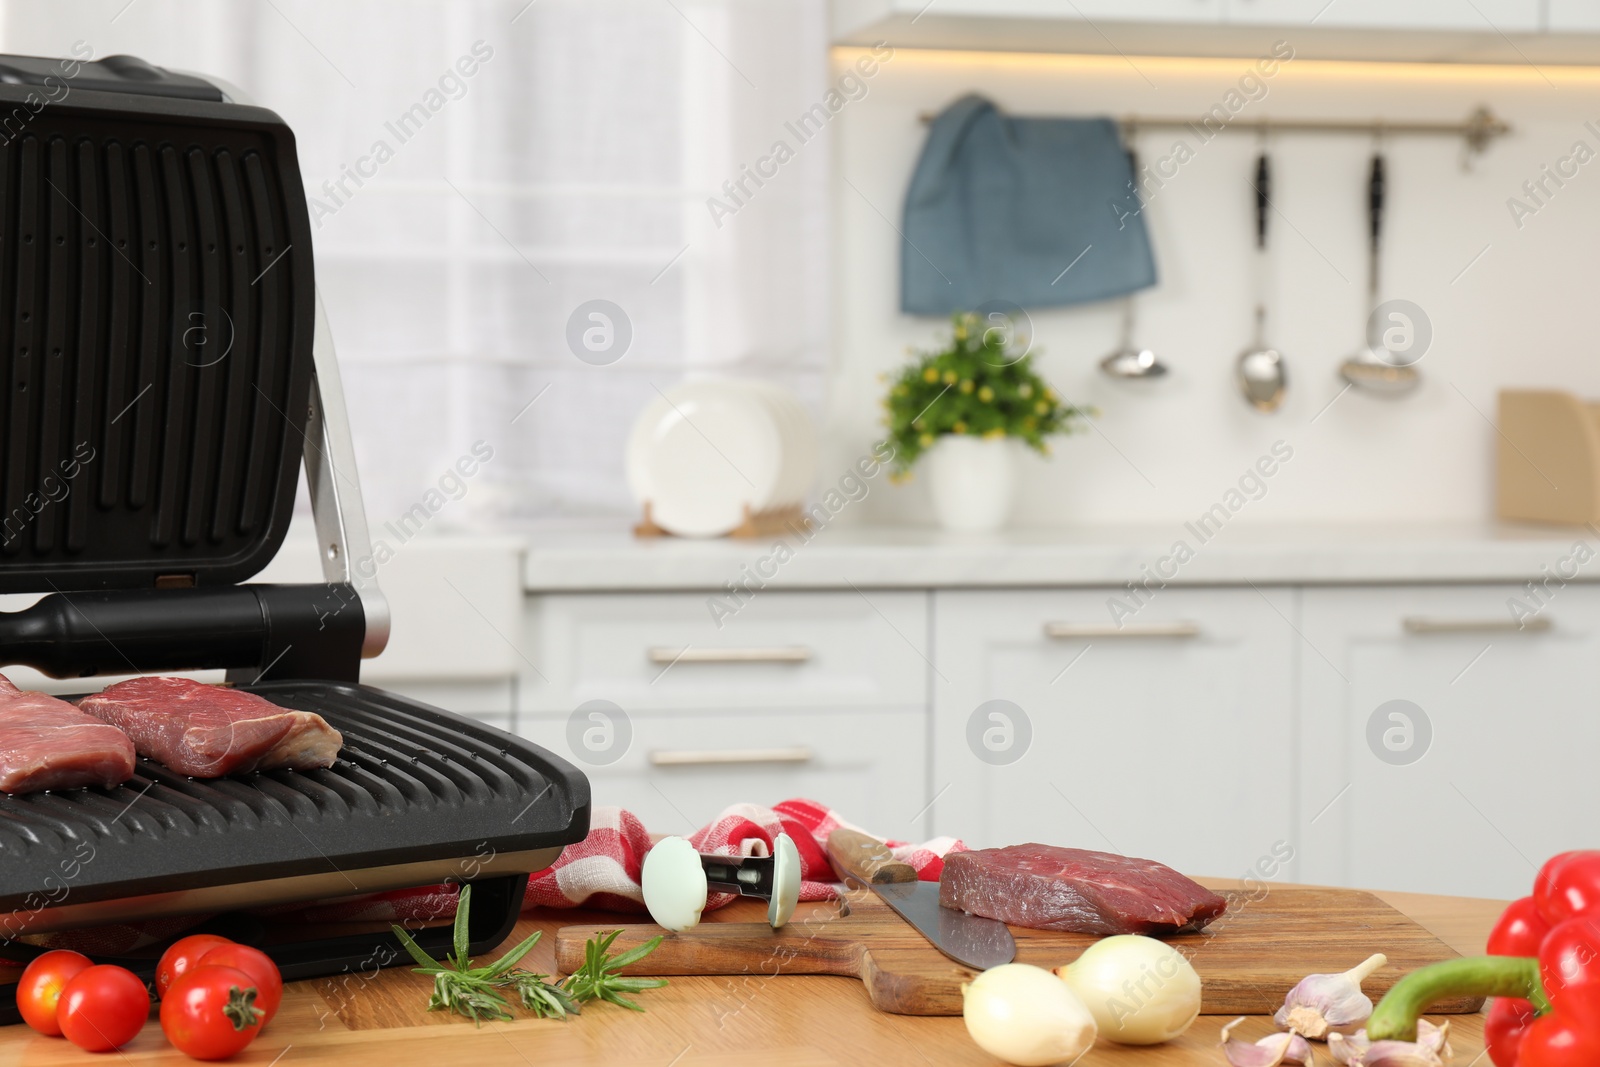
(1221, 1017, 1314, 1067)
(1326, 1022, 1452, 1067)
(1273, 953, 1389, 1039)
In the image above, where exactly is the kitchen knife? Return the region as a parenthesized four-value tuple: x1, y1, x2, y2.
(826, 828, 1015, 970)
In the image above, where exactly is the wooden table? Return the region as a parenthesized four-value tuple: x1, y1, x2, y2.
(0, 883, 1503, 1065)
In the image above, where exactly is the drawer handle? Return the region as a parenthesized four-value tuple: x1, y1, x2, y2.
(646, 646, 812, 665)
(1043, 621, 1202, 639)
(1403, 616, 1553, 635)
(650, 746, 813, 767)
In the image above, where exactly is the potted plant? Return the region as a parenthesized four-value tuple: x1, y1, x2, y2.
(883, 312, 1090, 532)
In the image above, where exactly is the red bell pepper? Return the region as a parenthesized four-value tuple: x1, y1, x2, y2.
(1535, 852, 1600, 925)
(1366, 851, 1600, 1067)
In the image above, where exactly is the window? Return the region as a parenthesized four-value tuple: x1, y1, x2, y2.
(1, 0, 829, 525)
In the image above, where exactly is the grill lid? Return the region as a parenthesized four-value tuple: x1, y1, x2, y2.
(0, 55, 314, 593)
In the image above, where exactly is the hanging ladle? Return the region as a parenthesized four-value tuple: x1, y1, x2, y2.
(1338, 151, 1420, 394)
(1099, 137, 1168, 381)
(1235, 150, 1287, 412)
(1099, 295, 1167, 380)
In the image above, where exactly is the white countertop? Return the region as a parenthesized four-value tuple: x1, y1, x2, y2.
(518, 519, 1600, 592)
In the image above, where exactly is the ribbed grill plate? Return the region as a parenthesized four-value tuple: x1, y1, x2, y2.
(0, 682, 590, 921)
(0, 85, 313, 591)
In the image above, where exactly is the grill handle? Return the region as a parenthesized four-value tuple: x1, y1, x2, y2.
(0, 584, 364, 682)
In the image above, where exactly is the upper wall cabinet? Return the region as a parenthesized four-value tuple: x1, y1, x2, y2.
(1549, 0, 1600, 31)
(833, 0, 1588, 62)
(1225, 0, 1539, 31)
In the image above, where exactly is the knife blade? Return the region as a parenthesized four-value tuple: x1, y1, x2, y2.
(826, 827, 1014, 970)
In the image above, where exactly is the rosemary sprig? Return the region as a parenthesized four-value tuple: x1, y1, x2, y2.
(560, 929, 669, 1012)
(390, 884, 580, 1025)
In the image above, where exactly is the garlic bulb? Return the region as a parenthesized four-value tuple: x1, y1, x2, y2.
(1220, 1017, 1313, 1067)
(1275, 953, 1389, 1039)
(962, 963, 1097, 1066)
(1056, 935, 1202, 1045)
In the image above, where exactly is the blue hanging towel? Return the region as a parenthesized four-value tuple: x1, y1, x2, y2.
(900, 94, 1157, 316)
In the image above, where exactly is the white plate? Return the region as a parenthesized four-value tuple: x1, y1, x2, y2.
(626, 382, 785, 537)
(747, 383, 816, 508)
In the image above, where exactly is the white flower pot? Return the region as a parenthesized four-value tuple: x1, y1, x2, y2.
(923, 435, 1018, 533)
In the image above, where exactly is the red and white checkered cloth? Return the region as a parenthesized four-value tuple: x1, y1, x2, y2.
(23, 798, 964, 947)
(267, 797, 964, 924)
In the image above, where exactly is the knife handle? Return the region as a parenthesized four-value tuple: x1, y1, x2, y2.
(826, 829, 918, 885)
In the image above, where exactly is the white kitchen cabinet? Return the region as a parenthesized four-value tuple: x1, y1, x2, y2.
(1225, 0, 1539, 30)
(1298, 584, 1600, 899)
(1548, 1, 1600, 30)
(931, 588, 1297, 880)
(516, 707, 927, 837)
(520, 591, 929, 714)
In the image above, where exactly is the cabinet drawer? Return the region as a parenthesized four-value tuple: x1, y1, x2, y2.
(522, 591, 928, 712)
(516, 708, 929, 837)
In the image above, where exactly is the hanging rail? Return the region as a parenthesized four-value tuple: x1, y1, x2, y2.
(917, 105, 1512, 157)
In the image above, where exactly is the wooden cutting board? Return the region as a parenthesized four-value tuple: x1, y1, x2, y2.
(555, 886, 1485, 1017)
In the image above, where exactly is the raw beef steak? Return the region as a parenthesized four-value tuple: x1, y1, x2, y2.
(939, 844, 1227, 936)
(80, 677, 342, 777)
(0, 676, 137, 793)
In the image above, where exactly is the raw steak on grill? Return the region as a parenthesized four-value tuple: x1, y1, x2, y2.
(79, 677, 342, 777)
(0, 676, 137, 793)
(939, 844, 1227, 936)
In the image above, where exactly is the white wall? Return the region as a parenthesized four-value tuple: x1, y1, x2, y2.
(828, 47, 1600, 527)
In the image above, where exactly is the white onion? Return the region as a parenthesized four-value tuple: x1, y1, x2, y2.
(1056, 935, 1201, 1045)
(961, 963, 1097, 1066)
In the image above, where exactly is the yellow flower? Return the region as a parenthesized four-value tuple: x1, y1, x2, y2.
(954, 325, 968, 341)
(942, 370, 958, 385)
(953, 421, 967, 433)
(923, 366, 939, 383)
(1034, 400, 1049, 416)
(918, 433, 934, 447)
(959, 379, 974, 394)
(983, 428, 1005, 440)
(1045, 387, 1058, 401)
(1018, 383, 1033, 399)
(978, 386, 995, 403)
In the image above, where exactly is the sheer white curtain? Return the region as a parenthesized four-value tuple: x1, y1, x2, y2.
(0, 0, 830, 526)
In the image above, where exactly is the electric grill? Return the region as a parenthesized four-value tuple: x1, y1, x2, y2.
(0, 53, 589, 1018)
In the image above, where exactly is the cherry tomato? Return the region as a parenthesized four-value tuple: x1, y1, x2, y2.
(1536, 852, 1600, 926)
(1486, 997, 1538, 1067)
(1520, 1012, 1600, 1067)
(159, 964, 265, 1061)
(197, 943, 282, 1026)
(57, 964, 149, 1053)
(1491, 896, 1553, 958)
(15, 949, 92, 1036)
(156, 934, 234, 996)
